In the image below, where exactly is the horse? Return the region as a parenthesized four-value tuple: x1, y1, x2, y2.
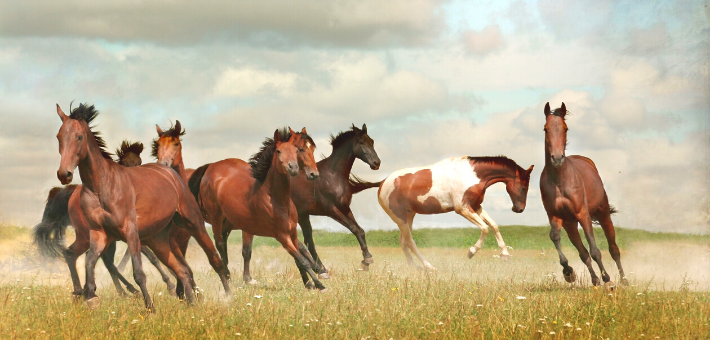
(34, 140, 177, 297)
(188, 128, 327, 290)
(290, 124, 381, 275)
(52, 103, 229, 311)
(116, 120, 194, 272)
(377, 156, 533, 270)
(540, 102, 625, 287)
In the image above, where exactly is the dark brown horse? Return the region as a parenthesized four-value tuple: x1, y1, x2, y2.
(34, 140, 177, 297)
(540, 102, 625, 287)
(377, 156, 533, 270)
(53, 103, 229, 311)
(188, 128, 327, 290)
(290, 124, 381, 274)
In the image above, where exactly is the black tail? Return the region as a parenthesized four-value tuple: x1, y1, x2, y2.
(33, 185, 78, 258)
(348, 174, 383, 194)
(592, 204, 618, 225)
(188, 163, 210, 203)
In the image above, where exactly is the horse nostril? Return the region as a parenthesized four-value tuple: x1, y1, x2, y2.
(374, 160, 381, 166)
(66, 171, 72, 178)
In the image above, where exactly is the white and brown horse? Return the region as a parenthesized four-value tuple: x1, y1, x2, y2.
(377, 156, 533, 270)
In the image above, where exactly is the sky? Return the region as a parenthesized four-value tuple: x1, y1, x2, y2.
(0, 0, 708, 234)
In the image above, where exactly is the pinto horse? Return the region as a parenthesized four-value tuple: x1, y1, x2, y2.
(34, 140, 177, 297)
(290, 124, 381, 274)
(377, 156, 533, 270)
(540, 102, 625, 286)
(188, 128, 327, 290)
(53, 103, 229, 310)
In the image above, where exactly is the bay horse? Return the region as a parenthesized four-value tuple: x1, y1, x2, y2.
(53, 103, 229, 311)
(540, 102, 625, 286)
(188, 128, 327, 290)
(377, 156, 533, 270)
(290, 124, 381, 274)
(34, 140, 177, 297)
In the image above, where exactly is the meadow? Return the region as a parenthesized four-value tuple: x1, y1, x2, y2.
(0, 224, 708, 339)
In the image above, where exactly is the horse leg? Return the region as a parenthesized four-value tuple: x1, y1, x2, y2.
(281, 235, 326, 291)
(401, 213, 435, 271)
(562, 220, 600, 285)
(396, 218, 416, 268)
(221, 223, 232, 270)
(597, 209, 626, 284)
(242, 231, 257, 284)
(549, 216, 576, 283)
(64, 239, 89, 298)
(83, 230, 110, 309)
(143, 234, 195, 304)
(116, 247, 131, 272)
(141, 244, 177, 295)
(343, 208, 374, 269)
(101, 240, 138, 296)
(299, 214, 329, 276)
(479, 208, 510, 261)
(577, 211, 610, 284)
(174, 208, 231, 295)
(210, 217, 228, 272)
(125, 221, 154, 312)
(170, 228, 195, 299)
(457, 207, 489, 259)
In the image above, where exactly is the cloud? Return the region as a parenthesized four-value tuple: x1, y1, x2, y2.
(214, 67, 298, 97)
(461, 24, 506, 56)
(0, 0, 446, 48)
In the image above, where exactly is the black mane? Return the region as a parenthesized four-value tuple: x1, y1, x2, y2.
(248, 128, 315, 182)
(329, 124, 363, 149)
(469, 156, 528, 178)
(552, 107, 569, 120)
(151, 121, 186, 159)
(115, 140, 144, 163)
(68, 103, 113, 160)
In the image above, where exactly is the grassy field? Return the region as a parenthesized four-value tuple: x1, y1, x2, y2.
(0, 224, 708, 339)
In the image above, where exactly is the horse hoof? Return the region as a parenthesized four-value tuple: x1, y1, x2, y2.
(621, 277, 629, 286)
(363, 257, 374, 264)
(318, 272, 331, 280)
(424, 265, 438, 272)
(305, 281, 315, 290)
(500, 254, 510, 261)
(467, 247, 476, 259)
(246, 279, 259, 285)
(85, 297, 101, 310)
(318, 288, 328, 293)
(604, 281, 615, 292)
(168, 288, 177, 296)
(359, 262, 370, 271)
(564, 271, 576, 283)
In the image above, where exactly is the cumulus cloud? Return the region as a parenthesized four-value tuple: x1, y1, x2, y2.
(0, 0, 446, 47)
(461, 24, 506, 56)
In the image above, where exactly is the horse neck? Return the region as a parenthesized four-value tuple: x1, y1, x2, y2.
(324, 140, 356, 178)
(78, 130, 114, 195)
(262, 163, 292, 208)
(172, 149, 188, 181)
(474, 163, 516, 190)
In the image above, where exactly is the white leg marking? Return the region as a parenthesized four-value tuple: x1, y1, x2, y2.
(479, 208, 509, 257)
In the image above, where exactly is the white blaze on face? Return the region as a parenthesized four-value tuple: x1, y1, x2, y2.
(306, 142, 311, 149)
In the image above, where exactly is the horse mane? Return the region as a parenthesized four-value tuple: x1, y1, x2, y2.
(68, 103, 113, 160)
(551, 107, 569, 120)
(115, 140, 144, 163)
(249, 128, 316, 182)
(329, 124, 362, 149)
(468, 156, 529, 180)
(151, 121, 186, 159)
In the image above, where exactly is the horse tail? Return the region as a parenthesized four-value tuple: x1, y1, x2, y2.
(348, 174, 383, 194)
(33, 185, 78, 258)
(592, 204, 619, 225)
(188, 163, 210, 205)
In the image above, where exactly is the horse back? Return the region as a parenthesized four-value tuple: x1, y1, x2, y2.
(201, 159, 255, 223)
(124, 163, 184, 232)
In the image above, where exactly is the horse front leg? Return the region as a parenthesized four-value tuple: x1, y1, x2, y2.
(101, 240, 138, 296)
(242, 231, 257, 284)
(125, 221, 154, 312)
(549, 216, 576, 283)
(141, 245, 177, 295)
(84, 229, 110, 309)
(457, 206, 489, 259)
(329, 207, 373, 271)
(299, 214, 329, 276)
(478, 208, 510, 260)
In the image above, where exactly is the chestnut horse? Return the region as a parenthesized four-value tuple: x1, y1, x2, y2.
(540, 102, 625, 286)
(53, 103, 229, 310)
(188, 128, 327, 290)
(34, 140, 177, 297)
(290, 124, 381, 274)
(377, 156, 533, 270)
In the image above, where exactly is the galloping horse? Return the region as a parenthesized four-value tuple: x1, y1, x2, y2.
(540, 102, 625, 286)
(290, 124, 381, 274)
(34, 140, 177, 297)
(188, 128, 327, 290)
(377, 156, 533, 270)
(53, 103, 229, 310)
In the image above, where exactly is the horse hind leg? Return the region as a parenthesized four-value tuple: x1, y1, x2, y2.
(457, 207, 489, 260)
(402, 213, 435, 271)
(564, 219, 604, 286)
(577, 212, 611, 285)
(101, 240, 139, 296)
(281, 235, 326, 291)
(141, 245, 177, 295)
(242, 231, 257, 285)
(595, 208, 626, 284)
(143, 236, 196, 304)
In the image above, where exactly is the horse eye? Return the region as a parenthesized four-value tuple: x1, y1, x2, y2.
(174, 142, 179, 146)
(299, 148, 304, 152)
(543, 128, 547, 133)
(78, 135, 83, 141)
(276, 150, 281, 154)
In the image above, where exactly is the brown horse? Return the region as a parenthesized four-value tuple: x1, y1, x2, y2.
(53, 103, 229, 310)
(540, 102, 625, 287)
(188, 128, 327, 290)
(34, 140, 177, 297)
(377, 156, 533, 270)
(290, 124, 381, 274)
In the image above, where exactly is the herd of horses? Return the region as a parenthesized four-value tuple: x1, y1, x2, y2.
(32, 101, 625, 311)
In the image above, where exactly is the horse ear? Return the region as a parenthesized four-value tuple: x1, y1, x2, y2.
(544, 102, 551, 116)
(288, 127, 297, 140)
(301, 127, 307, 134)
(156, 124, 164, 136)
(274, 129, 281, 143)
(527, 165, 534, 174)
(560, 102, 567, 116)
(57, 104, 68, 122)
(362, 123, 367, 133)
(175, 120, 182, 134)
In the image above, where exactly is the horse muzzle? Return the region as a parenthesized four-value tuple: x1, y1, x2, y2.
(306, 170, 320, 181)
(551, 155, 565, 168)
(512, 206, 525, 213)
(57, 170, 73, 185)
(369, 158, 381, 170)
